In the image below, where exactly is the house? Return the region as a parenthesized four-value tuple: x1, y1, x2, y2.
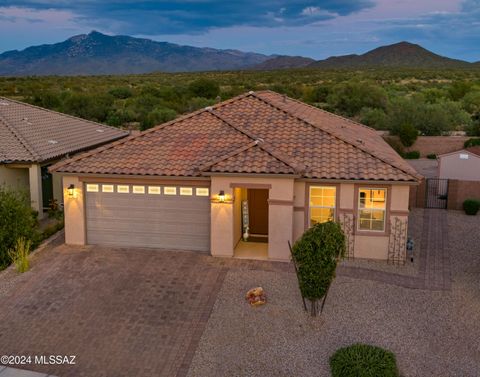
(50, 91, 421, 262)
(438, 147, 480, 181)
(0, 97, 129, 218)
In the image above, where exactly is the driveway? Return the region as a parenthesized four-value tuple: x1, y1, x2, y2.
(0, 244, 289, 377)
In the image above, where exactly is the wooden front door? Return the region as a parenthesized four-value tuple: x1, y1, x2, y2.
(248, 189, 269, 235)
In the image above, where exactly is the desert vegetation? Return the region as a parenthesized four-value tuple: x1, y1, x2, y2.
(0, 68, 479, 140)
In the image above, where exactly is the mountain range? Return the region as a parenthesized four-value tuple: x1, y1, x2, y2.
(0, 31, 478, 76)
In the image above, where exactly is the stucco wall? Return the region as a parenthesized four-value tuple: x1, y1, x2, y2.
(0, 165, 29, 191)
(439, 151, 480, 181)
(210, 176, 294, 261)
(232, 187, 243, 248)
(63, 176, 86, 245)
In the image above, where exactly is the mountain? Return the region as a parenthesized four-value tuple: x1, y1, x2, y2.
(0, 31, 272, 76)
(308, 42, 472, 69)
(252, 55, 316, 70)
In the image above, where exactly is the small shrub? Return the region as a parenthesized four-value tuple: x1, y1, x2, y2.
(403, 151, 420, 159)
(463, 199, 480, 215)
(464, 138, 480, 148)
(8, 237, 31, 273)
(397, 123, 418, 147)
(384, 137, 404, 156)
(330, 343, 399, 377)
(427, 153, 437, 159)
(291, 222, 345, 316)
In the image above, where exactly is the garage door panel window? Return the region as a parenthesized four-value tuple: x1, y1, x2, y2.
(148, 186, 161, 195)
(117, 185, 130, 194)
(196, 188, 209, 196)
(180, 187, 193, 196)
(133, 186, 145, 194)
(86, 184, 99, 192)
(358, 188, 387, 231)
(102, 185, 114, 193)
(309, 186, 336, 226)
(164, 187, 177, 195)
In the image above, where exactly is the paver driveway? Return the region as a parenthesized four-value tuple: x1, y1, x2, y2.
(0, 245, 223, 377)
(0, 243, 290, 377)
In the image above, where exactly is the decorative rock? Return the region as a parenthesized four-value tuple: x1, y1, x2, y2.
(245, 287, 266, 306)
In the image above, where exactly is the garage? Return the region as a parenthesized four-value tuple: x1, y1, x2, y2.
(85, 183, 210, 252)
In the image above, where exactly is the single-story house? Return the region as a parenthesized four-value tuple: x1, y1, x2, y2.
(0, 97, 128, 218)
(438, 147, 480, 181)
(51, 91, 421, 262)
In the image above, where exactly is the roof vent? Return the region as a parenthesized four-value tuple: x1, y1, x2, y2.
(96, 129, 105, 133)
(356, 139, 364, 144)
(48, 140, 58, 144)
(248, 91, 255, 95)
(255, 138, 264, 144)
(204, 106, 213, 111)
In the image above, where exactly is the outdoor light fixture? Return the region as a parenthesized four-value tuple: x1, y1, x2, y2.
(218, 190, 226, 202)
(67, 184, 75, 198)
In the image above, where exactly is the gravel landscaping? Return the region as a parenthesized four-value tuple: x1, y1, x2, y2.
(188, 211, 480, 377)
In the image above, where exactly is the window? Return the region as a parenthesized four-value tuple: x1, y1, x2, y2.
(180, 187, 193, 196)
(196, 188, 209, 196)
(132, 186, 145, 194)
(164, 187, 177, 195)
(309, 186, 336, 226)
(148, 186, 161, 195)
(86, 184, 99, 192)
(358, 188, 387, 231)
(102, 185, 114, 193)
(117, 185, 130, 194)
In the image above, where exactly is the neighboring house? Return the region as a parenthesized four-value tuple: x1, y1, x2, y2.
(438, 147, 480, 181)
(51, 91, 421, 262)
(0, 97, 129, 218)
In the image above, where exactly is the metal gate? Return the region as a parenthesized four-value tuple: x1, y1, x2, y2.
(425, 178, 448, 209)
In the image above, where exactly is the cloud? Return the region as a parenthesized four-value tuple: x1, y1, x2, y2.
(0, 1, 375, 34)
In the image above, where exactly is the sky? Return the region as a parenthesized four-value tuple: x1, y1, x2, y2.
(0, 0, 479, 62)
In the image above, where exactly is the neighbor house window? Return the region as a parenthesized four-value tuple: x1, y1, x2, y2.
(309, 186, 336, 226)
(358, 188, 387, 231)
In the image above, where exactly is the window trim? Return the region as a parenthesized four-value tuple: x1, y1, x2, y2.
(305, 183, 339, 229)
(355, 186, 390, 235)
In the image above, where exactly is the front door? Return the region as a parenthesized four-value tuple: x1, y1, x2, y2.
(248, 189, 269, 235)
(41, 166, 53, 209)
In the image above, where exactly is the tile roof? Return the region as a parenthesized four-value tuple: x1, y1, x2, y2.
(466, 146, 480, 157)
(51, 91, 421, 182)
(0, 97, 128, 163)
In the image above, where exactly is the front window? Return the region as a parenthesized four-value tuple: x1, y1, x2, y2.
(358, 188, 387, 231)
(309, 186, 336, 226)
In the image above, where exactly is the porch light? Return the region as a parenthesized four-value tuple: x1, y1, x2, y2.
(67, 184, 75, 198)
(218, 190, 226, 203)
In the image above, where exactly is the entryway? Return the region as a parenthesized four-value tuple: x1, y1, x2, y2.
(425, 178, 448, 209)
(233, 187, 269, 259)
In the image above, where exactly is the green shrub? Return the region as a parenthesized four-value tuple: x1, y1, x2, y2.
(188, 78, 220, 99)
(427, 153, 437, 159)
(41, 220, 64, 240)
(8, 237, 31, 273)
(403, 151, 420, 159)
(291, 222, 345, 316)
(108, 87, 133, 99)
(330, 344, 399, 377)
(464, 138, 480, 148)
(463, 199, 480, 215)
(0, 188, 38, 269)
(397, 123, 418, 147)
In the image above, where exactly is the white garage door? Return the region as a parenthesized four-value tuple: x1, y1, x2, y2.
(85, 183, 210, 252)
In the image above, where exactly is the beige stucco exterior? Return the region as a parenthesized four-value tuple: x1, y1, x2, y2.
(439, 150, 480, 181)
(61, 173, 412, 263)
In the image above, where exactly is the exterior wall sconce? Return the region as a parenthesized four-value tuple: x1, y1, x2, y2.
(67, 184, 76, 198)
(211, 190, 233, 204)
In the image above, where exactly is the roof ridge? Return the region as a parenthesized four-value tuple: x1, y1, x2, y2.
(208, 108, 304, 173)
(251, 92, 420, 181)
(0, 96, 129, 134)
(0, 112, 40, 161)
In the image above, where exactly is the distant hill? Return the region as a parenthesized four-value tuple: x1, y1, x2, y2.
(308, 42, 472, 69)
(252, 55, 316, 70)
(0, 31, 272, 76)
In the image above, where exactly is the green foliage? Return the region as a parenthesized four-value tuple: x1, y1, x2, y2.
(384, 137, 405, 156)
(427, 153, 437, 159)
(397, 123, 418, 147)
(0, 188, 38, 269)
(291, 222, 345, 314)
(403, 151, 420, 159)
(188, 78, 220, 99)
(359, 107, 387, 129)
(62, 92, 114, 122)
(330, 344, 399, 377)
(463, 199, 480, 215)
(140, 107, 177, 130)
(464, 138, 480, 148)
(448, 81, 472, 101)
(327, 80, 388, 116)
(108, 87, 133, 99)
(41, 220, 64, 240)
(8, 237, 31, 273)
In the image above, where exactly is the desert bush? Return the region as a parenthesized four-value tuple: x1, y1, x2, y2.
(330, 343, 399, 377)
(8, 237, 31, 273)
(188, 78, 220, 99)
(0, 188, 38, 269)
(291, 221, 345, 316)
(397, 123, 418, 147)
(427, 153, 437, 159)
(463, 199, 480, 215)
(464, 138, 480, 148)
(403, 151, 420, 159)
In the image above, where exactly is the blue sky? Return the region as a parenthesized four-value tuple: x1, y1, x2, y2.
(0, 0, 479, 61)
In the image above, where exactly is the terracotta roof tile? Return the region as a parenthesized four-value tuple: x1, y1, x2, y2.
(51, 91, 420, 182)
(0, 97, 128, 163)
